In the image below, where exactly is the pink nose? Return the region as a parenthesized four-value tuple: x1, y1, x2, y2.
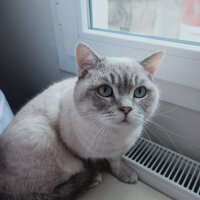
(119, 107, 132, 114)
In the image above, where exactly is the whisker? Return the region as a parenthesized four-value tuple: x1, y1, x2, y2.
(156, 106, 178, 115)
(143, 129, 152, 142)
(103, 122, 112, 155)
(88, 122, 108, 157)
(94, 120, 111, 157)
(144, 125, 169, 148)
(147, 119, 198, 139)
(146, 121, 184, 155)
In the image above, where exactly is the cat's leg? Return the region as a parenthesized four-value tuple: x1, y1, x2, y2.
(81, 159, 103, 188)
(53, 169, 102, 199)
(108, 157, 138, 183)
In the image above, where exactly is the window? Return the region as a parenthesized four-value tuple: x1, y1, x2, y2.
(51, 0, 200, 111)
(90, 0, 200, 44)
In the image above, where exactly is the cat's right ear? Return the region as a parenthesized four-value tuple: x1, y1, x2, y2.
(76, 43, 100, 77)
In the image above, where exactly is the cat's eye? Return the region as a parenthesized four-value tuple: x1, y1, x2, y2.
(134, 86, 147, 98)
(98, 85, 113, 97)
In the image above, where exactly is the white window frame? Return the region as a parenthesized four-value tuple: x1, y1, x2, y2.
(51, 0, 200, 112)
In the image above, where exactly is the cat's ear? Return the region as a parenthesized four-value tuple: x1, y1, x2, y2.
(76, 43, 100, 77)
(140, 51, 165, 75)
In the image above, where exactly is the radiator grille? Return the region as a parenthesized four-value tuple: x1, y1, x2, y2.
(123, 138, 200, 199)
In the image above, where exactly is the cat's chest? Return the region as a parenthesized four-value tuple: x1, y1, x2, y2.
(72, 125, 141, 159)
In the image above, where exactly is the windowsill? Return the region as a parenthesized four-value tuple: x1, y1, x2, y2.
(78, 173, 172, 200)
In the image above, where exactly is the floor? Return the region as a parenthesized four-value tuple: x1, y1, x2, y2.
(78, 173, 172, 200)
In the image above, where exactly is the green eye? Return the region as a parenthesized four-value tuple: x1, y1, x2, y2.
(134, 86, 147, 98)
(98, 85, 113, 97)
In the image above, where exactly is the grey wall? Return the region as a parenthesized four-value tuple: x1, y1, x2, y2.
(0, 0, 199, 162)
(0, 0, 67, 109)
(146, 101, 200, 162)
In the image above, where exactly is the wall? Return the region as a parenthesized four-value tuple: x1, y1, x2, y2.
(146, 101, 200, 162)
(0, 0, 68, 109)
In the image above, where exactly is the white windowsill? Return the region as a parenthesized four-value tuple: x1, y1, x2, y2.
(78, 173, 172, 200)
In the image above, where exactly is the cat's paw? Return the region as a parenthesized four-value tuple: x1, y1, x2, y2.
(89, 173, 103, 188)
(118, 170, 138, 184)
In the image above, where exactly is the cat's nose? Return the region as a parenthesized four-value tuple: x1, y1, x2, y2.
(119, 106, 132, 114)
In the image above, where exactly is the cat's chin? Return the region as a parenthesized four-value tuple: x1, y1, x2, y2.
(118, 121, 132, 127)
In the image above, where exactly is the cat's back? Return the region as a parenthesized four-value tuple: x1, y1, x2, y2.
(0, 77, 77, 153)
(14, 77, 77, 125)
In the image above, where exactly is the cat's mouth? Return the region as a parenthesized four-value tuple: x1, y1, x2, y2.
(119, 116, 130, 124)
(116, 115, 142, 126)
(120, 120, 129, 124)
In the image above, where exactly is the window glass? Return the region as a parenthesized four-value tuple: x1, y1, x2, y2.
(89, 0, 200, 44)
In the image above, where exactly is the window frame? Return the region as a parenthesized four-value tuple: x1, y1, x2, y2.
(50, 0, 200, 112)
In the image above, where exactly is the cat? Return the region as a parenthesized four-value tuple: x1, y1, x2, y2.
(0, 43, 164, 200)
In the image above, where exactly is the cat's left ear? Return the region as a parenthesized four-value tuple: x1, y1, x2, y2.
(76, 43, 100, 77)
(140, 51, 165, 76)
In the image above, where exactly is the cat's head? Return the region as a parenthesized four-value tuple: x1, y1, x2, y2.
(74, 43, 164, 130)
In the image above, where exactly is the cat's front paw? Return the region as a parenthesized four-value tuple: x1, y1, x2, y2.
(120, 170, 138, 183)
(116, 169, 138, 184)
(89, 173, 103, 188)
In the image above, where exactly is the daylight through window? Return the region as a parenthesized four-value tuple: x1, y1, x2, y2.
(89, 0, 200, 44)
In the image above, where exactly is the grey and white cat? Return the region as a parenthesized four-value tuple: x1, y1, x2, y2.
(0, 43, 164, 200)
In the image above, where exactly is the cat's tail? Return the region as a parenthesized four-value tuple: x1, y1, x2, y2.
(0, 193, 53, 200)
(0, 169, 96, 200)
(0, 192, 73, 200)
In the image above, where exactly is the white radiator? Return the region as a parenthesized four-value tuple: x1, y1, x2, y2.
(123, 137, 200, 200)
